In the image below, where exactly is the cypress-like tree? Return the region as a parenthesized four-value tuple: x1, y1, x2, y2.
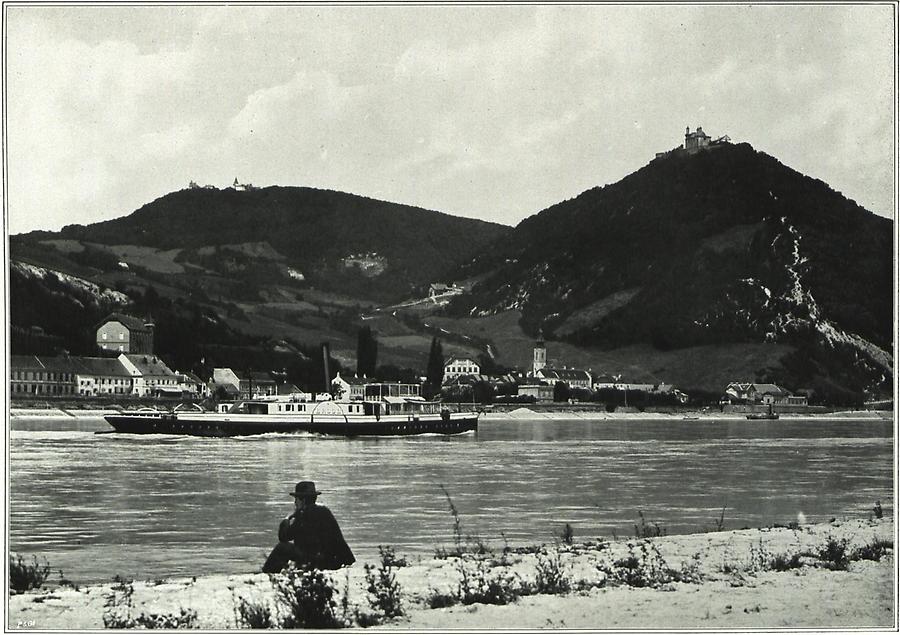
(424, 337, 444, 398)
(356, 326, 378, 378)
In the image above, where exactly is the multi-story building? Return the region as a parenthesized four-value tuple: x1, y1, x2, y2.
(74, 357, 133, 396)
(10, 355, 80, 397)
(119, 354, 179, 397)
(534, 367, 593, 390)
(443, 357, 481, 381)
(96, 313, 154, 354)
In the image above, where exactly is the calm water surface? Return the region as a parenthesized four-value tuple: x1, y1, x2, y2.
(8, 416, 893, 584)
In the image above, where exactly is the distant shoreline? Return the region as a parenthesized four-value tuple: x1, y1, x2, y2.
(9, 405, 892, 422)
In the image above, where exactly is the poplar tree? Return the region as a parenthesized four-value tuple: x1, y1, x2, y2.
(424, 337, 444, 398)
(356, 326, 378, 378)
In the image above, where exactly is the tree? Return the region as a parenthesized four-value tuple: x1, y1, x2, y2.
(356, 326, 378, 378)
(424, 337, 444, 399)
(553, 381, 570, 402)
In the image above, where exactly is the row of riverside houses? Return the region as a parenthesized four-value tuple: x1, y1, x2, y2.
(10, 354, 207, 399)
(9, 352, 315, 401)
(437, 336, 808, 407)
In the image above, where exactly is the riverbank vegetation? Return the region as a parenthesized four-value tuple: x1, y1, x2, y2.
(8, 515, 893, 630)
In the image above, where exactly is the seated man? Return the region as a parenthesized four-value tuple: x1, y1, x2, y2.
(262, 481, 355, 573)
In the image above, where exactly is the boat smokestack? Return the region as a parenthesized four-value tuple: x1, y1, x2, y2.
(321, 342, 331, 393)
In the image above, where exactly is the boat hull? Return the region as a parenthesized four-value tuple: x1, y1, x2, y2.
(103, 412, 478, 437)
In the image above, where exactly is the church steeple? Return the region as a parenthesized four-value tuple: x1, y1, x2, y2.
(533, 329, 547, 376)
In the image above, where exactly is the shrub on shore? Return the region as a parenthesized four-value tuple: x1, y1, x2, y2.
(599, 540, 702, 588)
(634, 511, 667, 538)
(357, 546, 405, 625)
(271, 565, 347, 629)
(9, 553, 52, 593)
(103, 576, 198, 629)
(851, 537, 893, 562)
(817, 536, 851, 571)
(531, 548, 571, 595)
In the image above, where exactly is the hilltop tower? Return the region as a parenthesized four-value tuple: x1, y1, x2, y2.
(533, 330, 547, 376)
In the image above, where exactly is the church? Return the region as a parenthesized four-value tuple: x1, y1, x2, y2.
(529, 333, 593, 390)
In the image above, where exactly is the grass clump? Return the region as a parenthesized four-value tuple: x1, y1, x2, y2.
(9, 554, 52, 593)
(851, 537, 893, 562)
(634, 511, 666, 538)
(427, 486, 527, 608)
(103, 576, 198, 629)
(532, 548, 571, 595)
(768, 552, 804, 571)
(560, 523, 574, 545)
(601, 541, 702, 588)
(233, 593, 275, 629)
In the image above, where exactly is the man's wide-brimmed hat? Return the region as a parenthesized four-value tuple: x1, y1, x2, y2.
(290, 481, 322, 498)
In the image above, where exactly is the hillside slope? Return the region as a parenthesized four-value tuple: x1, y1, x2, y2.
(450, 142, 893, 396)
(20, 186, 509, 301)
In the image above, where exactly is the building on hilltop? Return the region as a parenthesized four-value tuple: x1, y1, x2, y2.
(655, 126, 731, 160)
(684, 126, 711, 152)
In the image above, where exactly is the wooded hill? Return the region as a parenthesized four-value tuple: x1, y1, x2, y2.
(447, 142, 893, 400)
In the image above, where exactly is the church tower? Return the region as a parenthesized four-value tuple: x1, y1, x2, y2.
(533, 330, 547, 376)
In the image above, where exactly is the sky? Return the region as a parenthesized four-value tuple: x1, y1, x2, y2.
(5, 4, 896, 235)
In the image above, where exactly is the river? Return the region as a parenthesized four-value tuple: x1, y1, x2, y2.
(8, 416, 893, 585)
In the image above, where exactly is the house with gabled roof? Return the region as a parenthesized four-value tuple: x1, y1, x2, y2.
(175, 371, 211, 398)
(332, 372, 371, 401)
(74, 356, 133, 396)
(535, 367, 593, 390)
(724, 382, 806, 406)
(119, 354, 179, 397)
(443, 357, 480, 381)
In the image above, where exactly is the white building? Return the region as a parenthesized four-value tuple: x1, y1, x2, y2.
(119, 354, 179, 397)
(443, 357, 481, 381)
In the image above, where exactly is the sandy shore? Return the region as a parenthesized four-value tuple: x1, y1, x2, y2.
(9, 516, 895, 630)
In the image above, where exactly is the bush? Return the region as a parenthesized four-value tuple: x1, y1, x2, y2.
(233, 594, 275, 629)
(271, 565, 346, 629)
(361, 546, 404, 622)
(768, 552, 803, 571)
(9, 554, 51, 592)
(818, 536, 851, 571)
(601, 541, 701, 588)
(532, 549, 570, 595)
(851, 537, 893, 562)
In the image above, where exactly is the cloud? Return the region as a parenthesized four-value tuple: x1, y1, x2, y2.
(5, 5, 894, 235)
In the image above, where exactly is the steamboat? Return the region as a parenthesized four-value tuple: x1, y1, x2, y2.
(103, 382, 479, 437)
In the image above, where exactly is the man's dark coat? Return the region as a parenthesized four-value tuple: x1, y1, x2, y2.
(267, 503, 355, 571)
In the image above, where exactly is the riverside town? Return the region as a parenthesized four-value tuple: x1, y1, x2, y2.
(6, 5, 895, 632)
